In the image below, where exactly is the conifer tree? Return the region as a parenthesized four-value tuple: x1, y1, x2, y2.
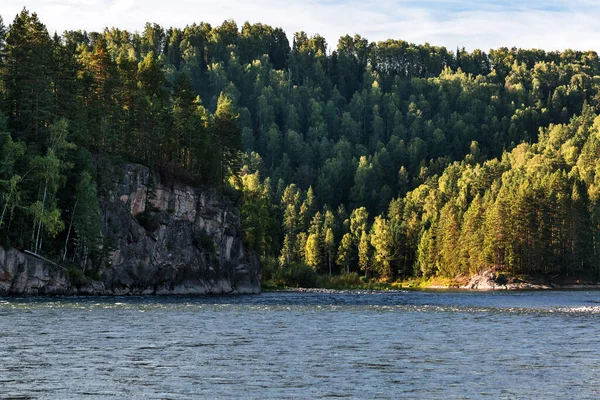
(324, 227, 335, 276)
(370, 216, 393, 279)
(5, 9, 53, 146)
(212, 92, 242, 184)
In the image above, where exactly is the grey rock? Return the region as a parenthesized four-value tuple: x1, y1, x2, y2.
(0, 247, 70, 295)
(461, 268, 552, 290)
(0, 164, 261, 295)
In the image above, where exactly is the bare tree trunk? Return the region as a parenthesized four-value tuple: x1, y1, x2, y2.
(0, 192, 12, 228)
(31, 217, 37, 245)
(34, 179, 48, 254)
(82, 243, 88, 273)
(63, 198, 78, 261)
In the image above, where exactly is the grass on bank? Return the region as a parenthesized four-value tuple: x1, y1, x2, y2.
(261, 259, 461, 291)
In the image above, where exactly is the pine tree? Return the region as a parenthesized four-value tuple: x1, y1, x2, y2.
(416, 228, 435, 278)
(4, 9, 53, 147)
(67, 172, 102, 269)
(324, 227, 335, 276)
(370, 216, 393, 280)
(436, 202, 461, 277)
(212, 92, 242, 184)
(280, 184, 301, 265)
(460, 194, 486, 275)
(483, 194, 511, 270)
(279, 233, 294, 267)
(0, 15, 6, 96)
(299, 186, 316, 231)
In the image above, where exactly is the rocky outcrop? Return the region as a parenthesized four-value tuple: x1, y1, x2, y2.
(0, 164, 261, 295)
(0, 247, 69, 295)
(461, 269, 552, 290)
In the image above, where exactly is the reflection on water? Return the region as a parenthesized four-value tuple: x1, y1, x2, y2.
(1, 290, 600, 399)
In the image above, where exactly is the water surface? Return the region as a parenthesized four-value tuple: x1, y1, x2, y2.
(1, 290, 600, 399)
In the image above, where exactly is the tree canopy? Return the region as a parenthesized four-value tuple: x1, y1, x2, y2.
(2, 8, 600, 282)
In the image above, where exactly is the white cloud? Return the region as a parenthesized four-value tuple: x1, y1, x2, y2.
(109, 0, 136, 13)
(1, 0, 599, 52)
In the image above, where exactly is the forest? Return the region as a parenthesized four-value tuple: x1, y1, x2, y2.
(2, 8, 600, 284)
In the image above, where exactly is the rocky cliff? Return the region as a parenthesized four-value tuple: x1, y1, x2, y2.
(0, 164, 261, 295)
(461, 269, 551, 290)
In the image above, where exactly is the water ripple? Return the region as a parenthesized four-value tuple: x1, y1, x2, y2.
(1, 291, 600, 398)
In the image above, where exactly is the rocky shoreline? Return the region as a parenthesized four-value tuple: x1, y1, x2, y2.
(264, 269, 600, 292)
(460, 269, 600, 290)
(0, 164, 261, 296)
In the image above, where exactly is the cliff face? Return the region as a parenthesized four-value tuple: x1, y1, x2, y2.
(0, 247, 70, 295)
(0, 164, 261, 295)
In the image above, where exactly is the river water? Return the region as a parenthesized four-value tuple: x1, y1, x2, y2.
(1, 290, 600, 399)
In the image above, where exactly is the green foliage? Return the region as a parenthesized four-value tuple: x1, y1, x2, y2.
(370, 216, 393, 280)
(64, 263, 89, 286)
(192, 230, 217, 255)
(316, 272, 364, 289)
(3, 9, 600, 285)
(358, 230, 371, 276)
(279, 262, 319, 288)
(212, 93, 242, 183)
(304, 232, 321, 271)
(336, 233, 354, 274)
(235, 167, 278, 257)
(135, 210, 161, 232)
(4, 9, 53, 144)
(262, 259, 319, 289)
(64, 261, 102, 285)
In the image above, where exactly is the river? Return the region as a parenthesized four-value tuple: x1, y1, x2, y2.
(1, 290, 600, 399)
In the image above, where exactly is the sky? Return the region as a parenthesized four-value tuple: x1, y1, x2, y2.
(1, 0, 600, 52)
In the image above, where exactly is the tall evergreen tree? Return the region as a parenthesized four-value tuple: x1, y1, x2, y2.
(212, 92, 242, 184)
(4, 9, 53, 147)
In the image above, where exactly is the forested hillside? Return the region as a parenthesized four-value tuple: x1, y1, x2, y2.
(1, 8, 600, 281)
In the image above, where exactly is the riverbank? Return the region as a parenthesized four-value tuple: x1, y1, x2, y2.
(262, 275, 462, 292)
(262, 269, 600, 292)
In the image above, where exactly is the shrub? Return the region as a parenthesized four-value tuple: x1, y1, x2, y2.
(193, 230, 216, 255)
(317, 272, 363, 289)
(261, 257, 279, 282)
(135, 210, 161, 232)
(280, 262, 318, 288)
(261, 260, 319, 289)
(65, 264, 89, 286)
